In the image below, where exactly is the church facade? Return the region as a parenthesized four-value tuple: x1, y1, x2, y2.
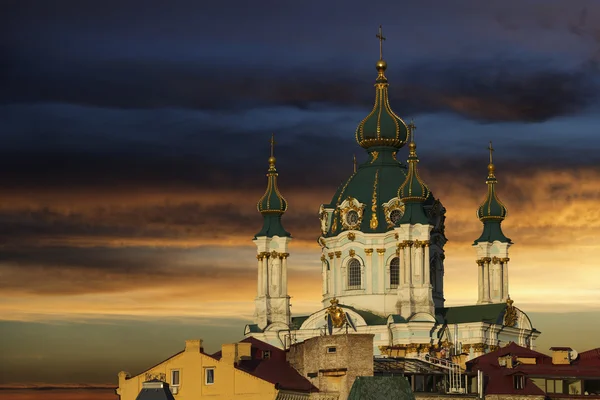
(245, 31, 539, 361)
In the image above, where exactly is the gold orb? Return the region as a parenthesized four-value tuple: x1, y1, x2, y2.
(269, 156, 276, 164)
(376, 59, 387, 71)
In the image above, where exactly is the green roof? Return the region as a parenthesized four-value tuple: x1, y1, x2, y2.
(245, 324, 264, 333)
(341, 304, 388, 326)
(474, 220, 511, 244)
(348, 376, 415, 400)
(436, 303, 507, 324)
(290, 316, 309, 329)
(474, 163, 510, 244)
(324, 149, 408, 236)
(255, 156, 291, 239)
(355, 61, 409, 150)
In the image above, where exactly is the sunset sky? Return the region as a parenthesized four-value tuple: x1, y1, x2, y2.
(1, 0, 600, 385)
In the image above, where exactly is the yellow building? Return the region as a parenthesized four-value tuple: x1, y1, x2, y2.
(116, 337, 316, 400)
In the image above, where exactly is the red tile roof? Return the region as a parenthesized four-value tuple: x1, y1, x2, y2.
(212, 337, 317, 393)
(467, 343, 600, 395)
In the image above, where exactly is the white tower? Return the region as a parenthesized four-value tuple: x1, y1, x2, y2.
(253, 135, 291, 329)
(395, 126, 435, 319)
(473, 142, 512, 304)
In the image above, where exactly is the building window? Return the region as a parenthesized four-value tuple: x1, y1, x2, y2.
(347, 258, 361, 289)
(514, 375, 525, 390)
(390, 257, 400, 288)
(205, 368, 215, 385)
(262, 350, 271, 360)
(327, 346, 337, 354)
(170, 370, 180, 387)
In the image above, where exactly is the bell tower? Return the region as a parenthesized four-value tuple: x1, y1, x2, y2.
(253, 134, 291, 329)
(473, 142, 512, 304)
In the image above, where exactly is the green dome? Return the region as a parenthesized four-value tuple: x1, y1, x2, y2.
(324, 148, 408, 236)
(474, 159, 511, 244)
(255, 152, 291, 239)
(476, 164, 507, 221)
(355, 61, 409, 150)
(398, 142, 430, 202)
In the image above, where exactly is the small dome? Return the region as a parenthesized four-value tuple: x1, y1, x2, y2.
(398, 141, 430, 202)
(257, 156, 287, 214)
(355, 60, 409, 150)
(476, 164, 507, 221)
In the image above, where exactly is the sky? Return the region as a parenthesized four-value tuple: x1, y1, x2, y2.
(1, 0, 600, 385)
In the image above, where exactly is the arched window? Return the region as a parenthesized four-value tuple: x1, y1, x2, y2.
(347, 258, 361, 289)
(390, 257, 400, 288)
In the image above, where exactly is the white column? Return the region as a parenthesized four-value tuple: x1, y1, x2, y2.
(263, 254, 270, 297)
(257, 255, 264, 297)
(424, 243, 431, 287)
(321, 255, 327, 295)
(477, 260, 483, 303)
(365, 249, 374, 293)
(502, 259, 509, 301)
(272, 255, 281, 297)
(281, 254, 288, 296)
(414, 243, 422, 285)
(408, 243, 414, 285)
(377, 249, 385, 292)
(483, 258, 491, 302)
(328, 253, 335, 295)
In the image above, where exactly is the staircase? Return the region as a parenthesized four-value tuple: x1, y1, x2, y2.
(418, 354, 466, 394)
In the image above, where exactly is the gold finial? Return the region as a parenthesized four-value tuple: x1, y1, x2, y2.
(487, 141, 495, 178)
(376, 25, 386, 60)
(268, 133, 276, 169)
(408, 120, 417, 155)
(353, 154, 357, 173)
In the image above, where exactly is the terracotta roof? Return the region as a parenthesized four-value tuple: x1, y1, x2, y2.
(467, 343, 600, 395)
(212, 337, 317, 393)
(549, 347, 572, 351)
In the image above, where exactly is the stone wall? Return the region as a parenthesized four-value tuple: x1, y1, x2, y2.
(287, 334, 374, 400)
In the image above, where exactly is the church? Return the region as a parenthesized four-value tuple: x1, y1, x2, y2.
(244, 28, 539, 361)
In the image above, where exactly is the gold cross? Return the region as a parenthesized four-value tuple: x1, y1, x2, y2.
(376, 25, 386, 60)
(488, 141, 494, 164)
(408, 119, 416, 142)
(270, 133, 276, 157)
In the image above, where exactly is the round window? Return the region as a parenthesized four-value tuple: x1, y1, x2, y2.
(346, 210, 359, 226)
(390, 208, 403, 224)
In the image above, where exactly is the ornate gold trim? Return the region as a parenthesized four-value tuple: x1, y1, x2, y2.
(334, 251, 342, 258)
(340, 197, 365, 231)
(347, 232, 356, 241)
(370, 170, 379, 229)
(349, 249, 356, 257)
(472, 343, 487, 352)
(328, 252, 334, 260)
(376, 248, 386, 255)
(383, 198, 406, 228)
(364, 248, 374, 255)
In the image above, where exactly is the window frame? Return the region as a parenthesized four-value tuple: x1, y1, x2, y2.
(513, 374, 525, 390)
(204, 367, 215, 385)
(170, 369, 180, 387)
(390, 256, 400, 288)
(347, 258, 362, 290)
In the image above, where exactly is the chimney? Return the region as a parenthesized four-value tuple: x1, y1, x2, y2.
(185, 339, 203, 353)
(221, 342, 252, 365)
(550, 347, 572, 365)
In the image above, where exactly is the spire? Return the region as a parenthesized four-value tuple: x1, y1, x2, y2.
(397, 122, 430, 225)
(255, 134, 291, 238)
(355, 26, 409, 151)
(474, 141, 510, 244)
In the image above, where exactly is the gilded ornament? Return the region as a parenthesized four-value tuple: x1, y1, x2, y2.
(339, 198, 365, 231)
(320, 255, 326, 262)
(440, 340, 453, 348)
(492, 256, 499, 264)
(500, 257, 510, 263)
(476, 259, 484, 266)
(418, 344, 430, 352)
(334, 251, 342, 258)
(462, 344, 472, 353)
(376, 248, 386, 255)
(489, 345, 499, 352)
(347, 232, 356, 241)
(383, 199, 405, 228)
(394, 233, 399, 239)
(364, 248, 373, 255)
(472, 343, 487, 352)
(483, 257, 492, 263)
(328, 252, 334, 260)
(370, 170, 379, 229)
(370, 151, 379, 163)
(325, 298, 347, 328)
(406, 343, 419, 352)
(349, 249, 356, 257)
(503, 296, 518, 327)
